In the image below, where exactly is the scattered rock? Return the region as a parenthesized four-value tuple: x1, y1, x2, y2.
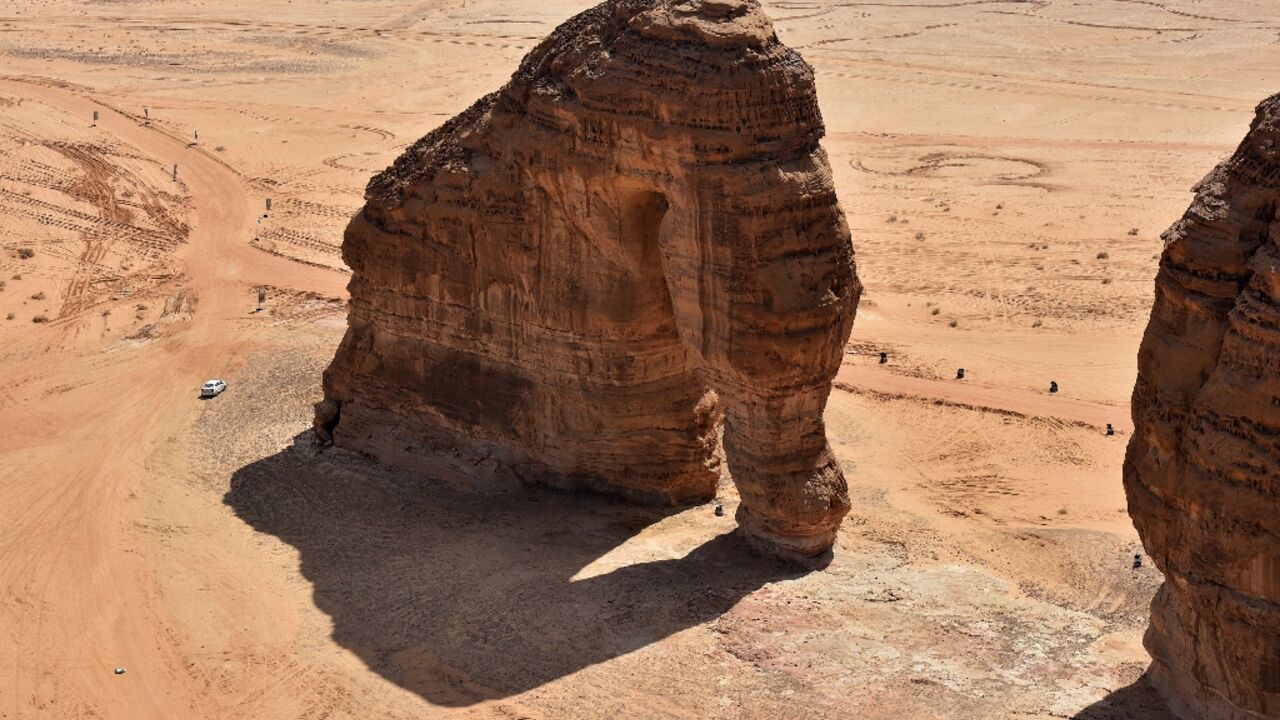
(863, 587, 903, 603)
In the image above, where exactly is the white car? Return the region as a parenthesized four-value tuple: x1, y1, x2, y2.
(200, 379, 227, 398)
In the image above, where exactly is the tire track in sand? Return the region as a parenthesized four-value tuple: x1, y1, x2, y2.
(835, 363, 1131, 432)
(0, 76, 346, 719)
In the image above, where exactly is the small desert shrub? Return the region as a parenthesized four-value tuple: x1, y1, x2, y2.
(30, 291, 45, 301)
(887, 215, 898, 223)
(1032, 319, 1043, 328)
(101, 308, 112, 317)
(948, 319, 959, 328)
(16, 248, 34, 260)
(32, 314, 49, 323)
(135, 303, 148, 311)
(215, 145, 226, 152)
(915, 232, 925, 241)
(1096, 251, 1109, 260)
(1102, 278, 1113, 285)
(11, 274, 21, 280)
(1128, 227, 1140, 236)
(5, 312, 14, 320)
(931, 307, 941, 316)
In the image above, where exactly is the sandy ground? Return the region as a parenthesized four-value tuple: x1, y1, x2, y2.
(1, 1, 1277, 718)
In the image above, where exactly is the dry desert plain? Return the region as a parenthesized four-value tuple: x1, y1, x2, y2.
(1, 0, 1278, 718)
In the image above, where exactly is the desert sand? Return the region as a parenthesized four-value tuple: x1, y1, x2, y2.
(1, 1, 1277, 718)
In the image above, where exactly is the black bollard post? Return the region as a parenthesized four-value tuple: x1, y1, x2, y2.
(956, 368, 965, 380)
(879, 352, 888, 364)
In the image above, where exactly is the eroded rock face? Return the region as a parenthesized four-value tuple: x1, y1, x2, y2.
(319, 0, 860, 559)
(1126, 93, 1280, 719)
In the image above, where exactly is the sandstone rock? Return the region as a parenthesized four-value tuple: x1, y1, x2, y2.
(1126, 92, 1280, 719)
(318, 0, 860, 559)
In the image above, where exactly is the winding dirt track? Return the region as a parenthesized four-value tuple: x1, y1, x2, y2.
(0, 78, 345, 719)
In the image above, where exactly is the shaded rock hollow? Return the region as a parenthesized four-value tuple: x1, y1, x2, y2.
(1126, 92, 1280, 719)
(318, 0, 860, 559)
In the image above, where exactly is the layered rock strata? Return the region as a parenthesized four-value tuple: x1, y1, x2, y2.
(1126, 93, 1280, 719)
(318, 0, 860, 559)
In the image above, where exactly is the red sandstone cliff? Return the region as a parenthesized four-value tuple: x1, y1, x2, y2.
(1127, 92, 1280, 719)
(317, 0, 860, 560)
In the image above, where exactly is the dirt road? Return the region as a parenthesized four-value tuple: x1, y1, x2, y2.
(835, 363, 1132, 432)
(0, 78, 345, 719)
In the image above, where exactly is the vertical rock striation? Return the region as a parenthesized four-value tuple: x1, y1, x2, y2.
(318, 0, 860, 560)
(1126, 92, 1280, 719)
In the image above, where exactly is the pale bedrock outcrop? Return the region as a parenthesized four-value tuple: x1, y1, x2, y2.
(1126, 92, 1280, 719)
(318, 0, 860, 559)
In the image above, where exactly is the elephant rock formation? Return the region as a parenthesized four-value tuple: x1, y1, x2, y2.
(317, 0, 860, 560)
(1127, 92, 1280, 719)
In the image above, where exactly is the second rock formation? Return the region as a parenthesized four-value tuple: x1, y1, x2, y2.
(1127, 92, 1280, 719)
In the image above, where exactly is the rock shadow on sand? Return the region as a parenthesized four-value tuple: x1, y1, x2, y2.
(224, 437, 800, 707)
(1070, 673, 1173, 720)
